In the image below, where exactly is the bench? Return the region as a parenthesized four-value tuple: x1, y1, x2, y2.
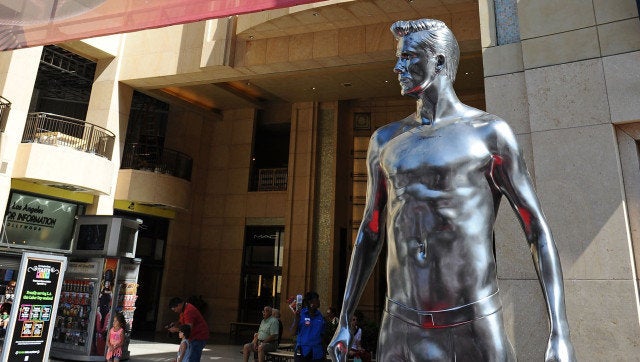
(277, 342, 294, 351)
(266, 349, 377, 362)
(266, 349, 294, 361)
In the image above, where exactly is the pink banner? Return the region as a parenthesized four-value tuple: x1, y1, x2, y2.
(0, 0, 323, 51)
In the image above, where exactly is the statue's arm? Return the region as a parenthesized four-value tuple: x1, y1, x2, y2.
(327, 132, 387, 362)
(490, 120, 576, 362)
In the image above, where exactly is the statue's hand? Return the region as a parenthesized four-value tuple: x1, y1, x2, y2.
(545, 333, 576, 362)
(327, 326, 351, 362)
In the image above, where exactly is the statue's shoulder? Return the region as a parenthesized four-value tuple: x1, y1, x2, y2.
(466, 111, 513, 134)
(372, 117, 412, 145)
(466, 112, 521, 153)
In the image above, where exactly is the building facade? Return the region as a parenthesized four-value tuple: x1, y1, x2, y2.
(0, 0, 637, 360)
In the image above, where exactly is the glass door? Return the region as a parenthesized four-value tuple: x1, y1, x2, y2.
(238, 226, 283, 323)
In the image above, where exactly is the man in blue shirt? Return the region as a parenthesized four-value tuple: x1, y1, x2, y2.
(293, 291, 325, 362)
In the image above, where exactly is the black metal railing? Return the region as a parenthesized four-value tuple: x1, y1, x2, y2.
(251, 168, 288, 191)
(21, 112, 115, 159)
(0, 96, 11, 132)
(121, 143, 193, 181)
(41, 46, 95, 82)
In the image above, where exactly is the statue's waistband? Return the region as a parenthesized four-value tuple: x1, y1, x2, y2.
(384, 291, 502, 329)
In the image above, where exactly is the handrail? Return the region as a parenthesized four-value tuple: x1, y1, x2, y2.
(0, 96, 11, 132)
(251, 168, 288, 191)
(21, 112, 115, 160)
(121, 143, 193, 181)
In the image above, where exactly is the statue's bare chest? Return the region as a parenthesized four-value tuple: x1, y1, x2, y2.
(379, 124, 492, 192)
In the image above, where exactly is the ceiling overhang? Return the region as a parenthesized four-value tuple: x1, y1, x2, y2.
(160, 0, 483, 111)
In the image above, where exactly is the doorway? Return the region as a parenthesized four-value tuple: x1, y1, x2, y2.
(114, 210, 168, 338)
(238, 226, 284, 323)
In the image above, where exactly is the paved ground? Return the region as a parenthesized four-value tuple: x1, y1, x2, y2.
(47, 333, 247, 361)
(48, 341, 245, 361)
(126, 340, 244, 361)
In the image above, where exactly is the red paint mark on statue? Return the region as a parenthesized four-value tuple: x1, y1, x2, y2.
(517, 207, 532, 234)
(367, 179, 387, 234)
(368, 210, 380, 233)
(421, 317, 435, 328)
(489, 155, 504, 186)
(407, 84, 423, 94)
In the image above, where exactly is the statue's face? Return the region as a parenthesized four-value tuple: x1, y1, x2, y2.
(394, 32, 437, 97)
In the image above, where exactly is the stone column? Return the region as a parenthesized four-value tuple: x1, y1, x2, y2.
(84, 47, 133, 215)
(281, 102, 317, 316)
(312, 103, 338, 306)
(0, 47, 42, 223)
(481, 0, 640, 359)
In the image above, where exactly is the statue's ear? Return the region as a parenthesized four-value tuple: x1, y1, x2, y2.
(435, 54, 445, 72)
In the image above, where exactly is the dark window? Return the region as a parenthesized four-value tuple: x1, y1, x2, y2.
(249, 109, 290, 191)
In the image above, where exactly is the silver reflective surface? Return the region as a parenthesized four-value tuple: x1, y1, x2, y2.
(328, 19, 575, 362)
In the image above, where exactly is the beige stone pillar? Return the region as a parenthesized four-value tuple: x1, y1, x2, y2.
(0, 47, 42, 223)
(158, 107, 255, 334)
(280, 102, 317, 335)
(84, 42, 134, 215)
(312, 103, 338, 306)
(481, 0, 640, 359)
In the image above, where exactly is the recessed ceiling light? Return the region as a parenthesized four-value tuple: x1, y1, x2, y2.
(312, 12, 319, 16)
(249, 35, 254, 39)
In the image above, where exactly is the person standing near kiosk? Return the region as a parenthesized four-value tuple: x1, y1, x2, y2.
(168, 297, 209, 362)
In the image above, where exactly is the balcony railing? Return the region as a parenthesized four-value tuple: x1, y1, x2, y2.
(121, 143, 193, 181)
(21, 112, 115, 159)
(0, 96, 11, 132)
(252, 168, 288, 191)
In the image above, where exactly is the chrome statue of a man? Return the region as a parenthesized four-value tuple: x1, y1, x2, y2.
(328, 19, 575, 362)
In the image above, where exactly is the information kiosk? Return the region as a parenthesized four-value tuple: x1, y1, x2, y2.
(50, 216, 140, 361)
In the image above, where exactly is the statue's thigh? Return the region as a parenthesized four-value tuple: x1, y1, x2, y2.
(378, 313, 454, 362)
(451, 312, 516, 362)
(378, 311, 515, 362)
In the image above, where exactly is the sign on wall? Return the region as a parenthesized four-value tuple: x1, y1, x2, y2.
(2, 253, 66, 362)
(3, 192, 78, 251)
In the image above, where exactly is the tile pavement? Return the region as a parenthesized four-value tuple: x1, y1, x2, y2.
(48, 333, 246, 361)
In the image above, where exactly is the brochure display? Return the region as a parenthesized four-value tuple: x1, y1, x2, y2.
(55, 273, 97, 351)
(50, 259, 102, 358)
(1, 252, 67, 362)
(116, 261, 139, 332)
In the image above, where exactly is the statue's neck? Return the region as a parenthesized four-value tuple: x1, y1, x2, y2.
(415, 78, 462, 126)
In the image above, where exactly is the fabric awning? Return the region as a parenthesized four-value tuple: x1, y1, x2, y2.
(0, 0, 324, 51)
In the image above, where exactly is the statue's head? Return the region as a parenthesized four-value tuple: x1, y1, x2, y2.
(390, 19, 460, 84)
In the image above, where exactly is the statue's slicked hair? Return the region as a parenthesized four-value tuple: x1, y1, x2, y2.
(390, 19, 460, 82)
